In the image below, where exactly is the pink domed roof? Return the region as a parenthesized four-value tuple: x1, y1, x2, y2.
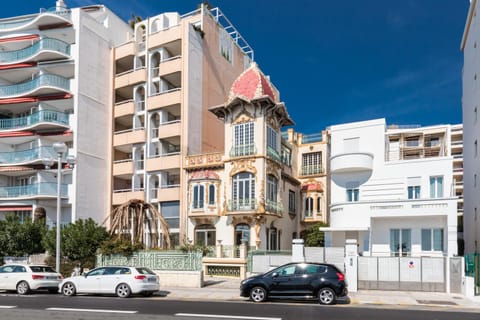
(227, 62, 278, 104)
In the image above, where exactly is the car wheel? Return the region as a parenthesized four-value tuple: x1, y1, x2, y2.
(62, 282, 77, 296)
(16, 281, 30, 295)
(116, 283, 131, 298)
(249, 286, 267, 302)
(318, 287, 336, 305)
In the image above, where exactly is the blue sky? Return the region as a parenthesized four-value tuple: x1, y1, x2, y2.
(2, 1, 469, 134)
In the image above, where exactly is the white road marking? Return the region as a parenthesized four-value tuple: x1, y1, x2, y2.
(46, 307, 137, 314)
(175, 313, 281, 320)
(0, 306, 16, 309)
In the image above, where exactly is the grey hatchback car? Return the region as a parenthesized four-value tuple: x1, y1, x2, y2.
(240, 262, 347, 305)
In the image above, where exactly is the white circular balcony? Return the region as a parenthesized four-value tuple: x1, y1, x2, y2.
(330, 152, 374, 173)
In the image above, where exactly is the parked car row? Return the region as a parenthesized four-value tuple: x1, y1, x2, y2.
(0, 264, 160, 298)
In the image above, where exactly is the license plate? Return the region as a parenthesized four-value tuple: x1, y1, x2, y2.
(46, 276, 57, 280)
(147, 278, 156, 282)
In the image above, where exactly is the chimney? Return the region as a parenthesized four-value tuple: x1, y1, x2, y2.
(56, 0, 67, 11)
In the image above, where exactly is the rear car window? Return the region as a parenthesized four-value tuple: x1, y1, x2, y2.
(30, 266, 56, 273)
(136, 267, 155, 275)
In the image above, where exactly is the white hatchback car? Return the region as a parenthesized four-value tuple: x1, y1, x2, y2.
(0, 264, 63, 294)
(60, 266, 159, 298)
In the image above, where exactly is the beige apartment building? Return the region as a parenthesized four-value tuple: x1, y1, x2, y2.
(111, 5, 254, 246)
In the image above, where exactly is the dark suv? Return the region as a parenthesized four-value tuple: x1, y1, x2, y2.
(240, 262, 347, 305)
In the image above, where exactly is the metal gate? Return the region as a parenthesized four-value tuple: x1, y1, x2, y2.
(358, 256, 446, 292)
(465, 253, 480, 295)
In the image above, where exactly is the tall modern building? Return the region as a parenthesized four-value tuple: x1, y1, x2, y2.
(462, 0, 480, 254)
(111, 5, 254, 246)
(324, 119, 459, 257)
(0, 1, 131, 227)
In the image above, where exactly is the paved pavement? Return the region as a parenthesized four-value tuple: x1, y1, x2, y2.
(159, 277, 480, 311)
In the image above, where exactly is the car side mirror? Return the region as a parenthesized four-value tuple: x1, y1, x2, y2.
(272, 272, 279, 278)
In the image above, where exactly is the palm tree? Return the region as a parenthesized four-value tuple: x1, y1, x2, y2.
(109, 199, 171, 249)
(128, 13, 143, 29)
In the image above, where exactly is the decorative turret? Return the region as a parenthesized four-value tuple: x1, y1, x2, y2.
(56, 0, 67, 11)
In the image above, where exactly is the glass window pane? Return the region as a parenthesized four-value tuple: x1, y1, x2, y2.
(421, 229, 431, 251)
(402, 229, 411, 255)
(433, 229, 443, 251)
(390, 229, 399, 254)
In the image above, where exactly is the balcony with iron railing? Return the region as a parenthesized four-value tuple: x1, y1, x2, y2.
(0, 38, 70, 64)
(151, 56, 182, 78)
(227, 198, 257, 212)
(265, 199, 283, 216)
(229, 144, 256, 158)
(300, 164, 324, 176)
(0, 183, 67, 199)
(0, 74, 70, 98)
(0, 110, 69, 131)
(0, 146, 61, 165)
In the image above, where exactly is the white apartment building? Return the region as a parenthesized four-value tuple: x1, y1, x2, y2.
(0, 1, 131, 226)
(324, 118, 458, 257)
(461, 0, 480, 254)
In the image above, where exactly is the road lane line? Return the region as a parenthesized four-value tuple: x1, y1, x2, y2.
(46, 307, 137, 314)
(175, 313, 281, 320)
(0, 306, 16, 309)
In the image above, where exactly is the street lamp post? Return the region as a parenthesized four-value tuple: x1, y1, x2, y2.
(53, 142, 67, 273)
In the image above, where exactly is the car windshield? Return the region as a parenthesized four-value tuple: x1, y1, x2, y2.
(30, 266, 56, 273)
(136, 267, 155, 275)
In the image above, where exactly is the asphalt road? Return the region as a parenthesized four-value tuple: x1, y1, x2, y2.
(0, 293, 479, 320)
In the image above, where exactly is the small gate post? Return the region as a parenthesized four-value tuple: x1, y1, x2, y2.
(292, 239, 305, 262)
(345, 239, 358, 292)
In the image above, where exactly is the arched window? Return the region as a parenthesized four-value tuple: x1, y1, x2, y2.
(232, 172, 255, 210)
(192, 184, 204, 209)
(208, 184, 215, 205)
(304, 197, 313, 218)
(195, 224, 216, 246)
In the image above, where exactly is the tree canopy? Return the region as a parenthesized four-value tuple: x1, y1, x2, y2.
(0, 215, 46, 257)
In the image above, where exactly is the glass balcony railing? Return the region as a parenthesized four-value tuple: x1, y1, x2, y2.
(267, 146, 281, 162)
(227, 198, 257, 211)
(0, 74, 70, 98)
(0, 182, 67, 198)
(229, 144, 256, 157)
(0, 110, 69, 130)
(265, 199, 283, 215)
(0, 146, 59, 164)
(300, 165, 324, 176)
(0, 38, 70, 64)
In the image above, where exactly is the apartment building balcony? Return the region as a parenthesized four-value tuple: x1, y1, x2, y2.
(151, 56, 182, 78)
(146, 153, 181, 171)
(188, 202, 220, 217)
(148, 25, 181, 50)
(114, 100, 135, 118)
(0, 10, 71, 32)
(453, 167, 463, 176)
(147, 89, 181, 111)
(113, 159, 134, 177)
(150, 185, 180, 202)
(0, 38, 70, 65)
(329, 198, 456, 230)
(229, 144, 256, 158)
(112, 188, 145, 206)
(114, 41, 135, 61)
(0, 146, 60, 166)
(299, 165, 324, 177)
(114, 67, 146, 89)
(113, 128, 146, 147)
(227, 199, 258, 213)
(302, 211, 323, 223)
(0, 182, 67, 200)
(152, 120, 181, 139)
(0, 110, 69, 132)
(266, 146, 281, 163)
(453, 154, 463, 162)
(330, 152, 373, 173)
(0, 74, 70, 98)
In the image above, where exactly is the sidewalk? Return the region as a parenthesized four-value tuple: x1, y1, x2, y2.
(158, 277, 480, 311)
